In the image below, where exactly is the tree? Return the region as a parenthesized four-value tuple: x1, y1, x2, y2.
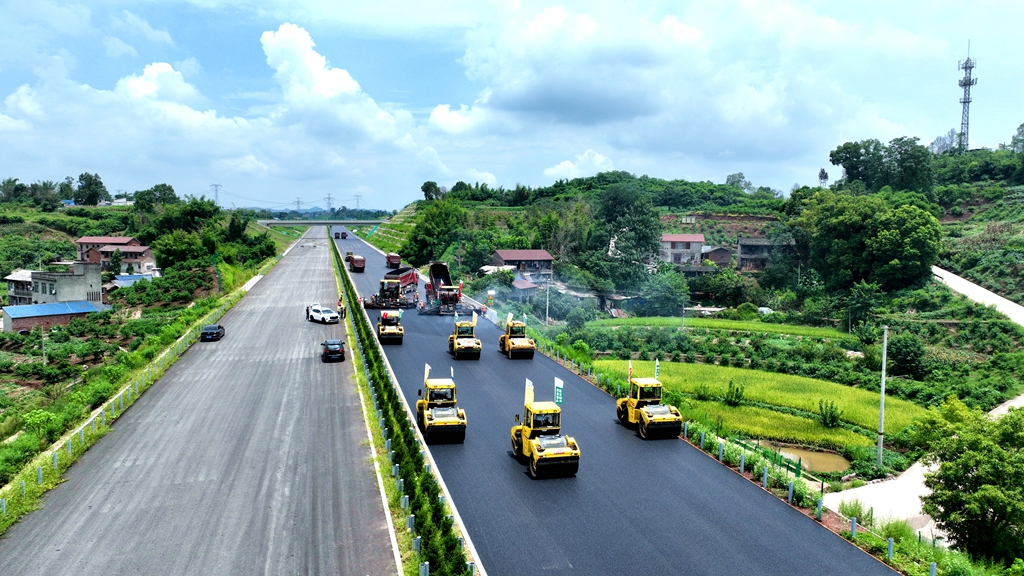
(399, 199, 467, 265)
(914, 397, 1024, 563)
(152, 230, 208, 269)
(1010, 122, 1024, 154)
(0, 177, 27, 202)
(887, 333, 925, 379)
(75, 173, 110, 206)
(818, 168, 828, 187)
(829, 139, 885, 190)
(865, 204, 942, 291)
(421, 181, 441, 201)
(638, 271, 689, 316)
(108, 248, 124, 273)
(846, 280, 881, 325)
(134, 183, 178, 213)
(798, 191, 889, 291)
(57, 177, 75, 201)
(883, 136, 934, 196)
(725, 172, 752, 191)
(929, 129, 958, 155)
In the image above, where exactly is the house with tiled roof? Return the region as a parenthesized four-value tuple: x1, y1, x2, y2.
(493, 249, 554, 283)
(660, 233, 705, 266)
(75, 236, 139, 262)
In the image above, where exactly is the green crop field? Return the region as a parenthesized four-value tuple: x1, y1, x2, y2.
(680, 399, 873, 448)
(587, 316, 849, 339)
(594, 360, 927, 433)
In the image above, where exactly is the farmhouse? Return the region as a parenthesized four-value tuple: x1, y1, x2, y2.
(2, 301, 106, 333)
(492, 250, 554, 283)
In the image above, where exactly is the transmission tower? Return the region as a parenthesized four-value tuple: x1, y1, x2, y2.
(210, 184, 222, 206)
(294, 197, 302, 212)
(324, 193, 334, 211)
(354, 194, 361, 210)
(957, 44, 977, 152)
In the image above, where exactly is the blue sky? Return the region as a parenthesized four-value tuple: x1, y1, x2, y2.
(2, 1, 1022, 211)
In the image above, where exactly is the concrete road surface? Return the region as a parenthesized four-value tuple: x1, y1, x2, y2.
(0, 228, 396, 576)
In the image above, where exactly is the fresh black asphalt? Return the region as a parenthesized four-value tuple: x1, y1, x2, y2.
(0, 229, 395, 576)
(338, 226, 896, 576)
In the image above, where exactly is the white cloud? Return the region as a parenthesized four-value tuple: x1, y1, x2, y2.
(219, 154, 270, 175)
(114, 62, 202, 104)
(175, 57, 202, 77)
(543, 149, 613, 179)
(103, 36, 137, 57)
(112, 10, 174, 45)
(260, 23, 411, 144)
(466, 169, 497, 186)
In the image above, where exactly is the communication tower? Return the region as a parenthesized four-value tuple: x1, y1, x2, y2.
(957, 45, 977, 151)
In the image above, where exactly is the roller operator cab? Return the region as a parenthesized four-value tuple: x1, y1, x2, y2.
(510, 402, 580, 478)
(448, 313, 481, 360)
(376, 311, 404, 344)
(499, 320, 535, 359)
(616, 377, 683, 439)
(416, 367, 467, 443)
(344, 251, 354, 262)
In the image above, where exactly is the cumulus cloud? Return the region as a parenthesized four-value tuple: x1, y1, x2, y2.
(466, 168, 497, 186)
(112, 10, 174, 45)
(114, 62, 202, 104)
(543, 150, 613, 179)
(260, 23, 412, 144)
(103, 36, 137, 57)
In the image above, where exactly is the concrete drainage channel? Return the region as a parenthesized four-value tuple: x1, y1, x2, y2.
(0, 232, 305, 534)
(331, 232, 485, 576)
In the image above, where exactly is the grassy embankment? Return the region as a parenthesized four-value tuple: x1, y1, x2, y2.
(594, 360, 927, 448)
(351, 205, 415, 255)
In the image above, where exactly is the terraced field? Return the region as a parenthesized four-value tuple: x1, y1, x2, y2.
(352, 204, 415, 254)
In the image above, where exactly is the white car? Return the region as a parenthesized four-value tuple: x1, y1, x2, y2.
(310, 305, 340, 324)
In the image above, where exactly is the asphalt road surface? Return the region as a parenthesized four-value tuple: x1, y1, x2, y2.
(337, 226, 896, 576)
(0, 229, 396, 576)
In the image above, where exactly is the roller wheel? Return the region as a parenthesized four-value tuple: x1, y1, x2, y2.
(528, 458, 539, 479)
(617, 404, 628, 425)
(456, 430, 466, 444)
(639, 421, 650, 440)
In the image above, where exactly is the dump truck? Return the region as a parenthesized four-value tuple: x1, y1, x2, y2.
(376, 311, 404, 344)
(365, 278, 415, 309)
(341, 231, 348, 239)
(421, 261, 462, 315)
(616, 377, 683, 439)
(334, 232, 340, 239)
(511, 394, 580, 479)
(384, 267, 419, 295)
(499, 314, 535, 359)
(448, 312, 482, 360)
(385, 252, 401, 269)
(416, 364, 467, 443)
(348, 255, 365, 273)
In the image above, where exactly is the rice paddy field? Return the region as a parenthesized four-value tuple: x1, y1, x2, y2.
(679, 400, 874, 448)
(588, 317, 848, 339)
(594, 360, 928, 436)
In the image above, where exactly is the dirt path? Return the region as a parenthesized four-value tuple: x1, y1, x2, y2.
(825, 266, 1024, 540)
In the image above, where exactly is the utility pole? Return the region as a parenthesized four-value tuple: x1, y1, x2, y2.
(211, 184, 222, 206)
(957, 43, 977, 152)
(41, 326, 47, 365)
(877, 325, 889, 467)
(545, 283, 550, 325)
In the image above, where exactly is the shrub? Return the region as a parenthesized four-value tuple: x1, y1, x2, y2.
(722, 379, 745, 406)
(819, 399, 843, 428)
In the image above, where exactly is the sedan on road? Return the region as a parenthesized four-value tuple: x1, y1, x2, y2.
(310, 305, 340, 324)
(321, 339, 346, 362)
(200, 324, 225, 341)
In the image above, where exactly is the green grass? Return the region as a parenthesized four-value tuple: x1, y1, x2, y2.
(595, 360, 927, 434)
(587, 316, 849, 338)
(254, 224, 307, 253)
(681, 399, 873, 448)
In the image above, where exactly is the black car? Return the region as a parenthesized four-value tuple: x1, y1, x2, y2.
(201, 324, 225, 341)
(321, 339, 345, 362)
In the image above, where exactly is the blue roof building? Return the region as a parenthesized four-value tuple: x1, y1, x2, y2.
(2, 301, 108, 333)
